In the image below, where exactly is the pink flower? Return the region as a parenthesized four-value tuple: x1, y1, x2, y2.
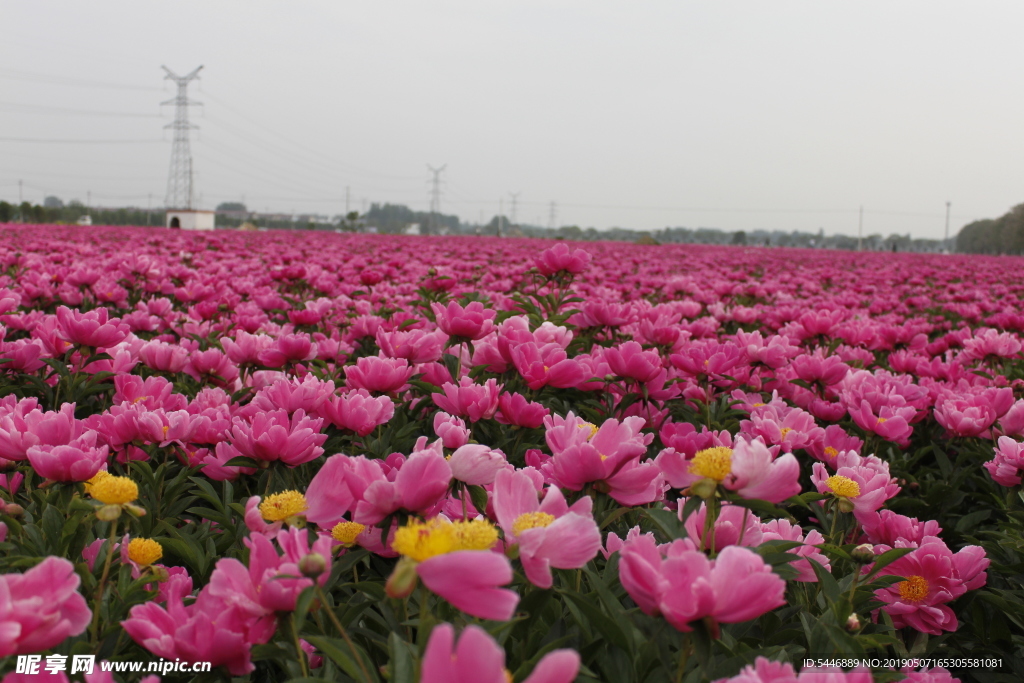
(683, 502, 763, 553)
(759, 519, 829, 582)
(221, 331, 274, 365)
(605, 341, 662, 383)
(344, 356, 413, 393)
(848, 400, 915, 446)
(495, 392, 550, 428)
(658, 437, 800, 504)
(712, 657, 799, 683)
(934, 394, 998, 438)
(305, 454, 386, 527)
(433, 378, 501, 422)
(811, 452, 900, 524)
(806, 424, 862, 467)
(0, 556, 91, 656)
(417, 551, 519, 621)
(138, 340, 190, 372)
(448, 444, 507, 485)
(872, 536, 989, 635)
(184, 347, 239, 385)
(619, 536, 785, 632)
(422, 623, 580, 683)
(252, 375, 335, 415)
(509, 343, 587, 390)
(860, 510, 942, 548)
(534, 241, 591, 276)
(431, 300, 497, 340)
(317, 389, 395, 436)
(228, 409, 326, 466)
(492, 468, 602, 588)
(376, 327, 448, 364)
(27, 440, 108, 482)
(432, 411, 469, 449)
(985, 436, 1024, 487)
(55, 305, 129, 348)
(256, 333, 317, 367)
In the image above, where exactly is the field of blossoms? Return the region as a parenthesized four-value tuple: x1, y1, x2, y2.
(1, 222, 1023, 683)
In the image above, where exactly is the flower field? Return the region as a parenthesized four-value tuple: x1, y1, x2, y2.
(1, 222, 1023, 683)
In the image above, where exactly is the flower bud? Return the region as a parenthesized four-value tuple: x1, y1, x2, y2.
(3, 503, 23, 517)
(836, 497, 856, 514)
(299, 552, 327, 579)
(846, 613, 861, 631)
(385, 556, 419, 599)
(149, 565, 170, 582)
(690, 478, 718, 500)
(851, 543, 875, 564)
(95, 504, 123, 521)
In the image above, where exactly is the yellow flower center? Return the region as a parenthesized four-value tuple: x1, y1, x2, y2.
(512, 511, 556, 537)
(826, 475, 861, 499)
(578, 422, 599, 440)
(162, 425, 169, 436)
(689, 447, 733, 482)
(897, 575, 929, 602)
(128, 538, 163, 566)
(504, 670, 514, 683)
(259, 490, 308, 522)
(84, 470, 111, 496)
(391, 518, 456, 562)
(90, 476, 139, 505)
(823, 446, 838, 458)
(451, 519, 499, 551)
(331, 521, 365, 545)
(779, 427, 793, 439)
(877, 417, 888, 424)
(752, 402, 765, 407)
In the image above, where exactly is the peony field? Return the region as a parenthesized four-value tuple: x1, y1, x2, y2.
(2, 222, 1024, 683)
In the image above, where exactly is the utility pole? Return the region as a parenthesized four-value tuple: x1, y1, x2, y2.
(857, 205, 863, 252)
(18, 180, 22, 205)
(87, 190, 91, 211)
(497, 197, 504, 238)
(346, 186, 350, 215)
(147, 193, 152, 226)
(508, 192, 520, 228)
(548, 201, 557, 229)
(427, 164, 446, 235)
(944, 201, 951, 251)
(162, 65, 203, 210)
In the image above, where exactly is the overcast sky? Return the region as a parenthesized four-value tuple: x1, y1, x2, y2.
(2, 1, 1022, 238)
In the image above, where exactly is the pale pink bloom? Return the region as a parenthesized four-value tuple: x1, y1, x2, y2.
(806, 424, 862, 467)
(221, 331, 274, 365)
(55, 305, 129, 348)
(113, 375, 187, 411)
(960, 327, 1022, 362)
(811, 451, 901, 524)
(759, 519, 829, 582)
(860, 510, 942, 548)
(0, 556, 91, 656)
(376, 327, 448, 363)
(683, 503, 763, 553)
(740, 405, 823, 452)
(997, 398, 1024, 437)
(422, 623, 580, 683)
(848, 400, 915, 446)
(417, 550, 519, 621)
(344, 356, 413, 393)
(492, 468, 601, 588)
(712, 657, 798, 683)
(934, 394, 998, 438)
(619, 536, 785, 632)
(431, 300, 496, 340)
(27, 440, 108, 482)
(251, 375, 335, 415)
(448, 444, 507, 485)
(985, 436, 1024, 487)
(432, 377, 501, 422)
(433, 411, 470, 448)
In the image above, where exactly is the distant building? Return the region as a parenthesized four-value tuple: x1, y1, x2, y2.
(166, 209, 215, 231)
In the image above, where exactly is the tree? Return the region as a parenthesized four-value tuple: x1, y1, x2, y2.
(731, 230, 747, 245)
(44, 196, 64, 209)
(216, 202, 247, 213)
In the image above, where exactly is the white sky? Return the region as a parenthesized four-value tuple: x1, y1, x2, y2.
(2, 1, 1022, 238)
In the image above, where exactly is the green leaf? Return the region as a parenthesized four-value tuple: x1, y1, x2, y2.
(306, 635, 380, 683)
(561, 590, 632, 653)
(642, 507, 686, 542)
(467, 485, 490, 514)
(864, 547, 916, 582)
(388, 632, 417, 683)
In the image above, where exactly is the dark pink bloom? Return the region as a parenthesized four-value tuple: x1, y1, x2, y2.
(495, 392, 550, 428)
(811, 452, 900, 525)
(433, 411, 470, 448)
(55, 305, 129, 348)
(431, 300, 496, 340)
(534, 242, 591, 276)
(509, 342, 587, 390)
(0, 556, 91, 656)
(345, 356, 413, 393)
(985, 436, 1024, 487)
(256, 334, 317, 367)
(228, 409, 326, 466)
(27, 440, 108, 482)
(317, 389, 395, 436)
(376, 327, 448, 364)
(605, 341, 662, 383)
(432, 378, 501, 422)
(138, 340, 189, 373)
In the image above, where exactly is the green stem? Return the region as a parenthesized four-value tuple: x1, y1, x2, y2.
(291, 614, 309, 677)
(90, 518, 119, 644)
(675, 633, 691, 683)
(315, 583, 373, 683)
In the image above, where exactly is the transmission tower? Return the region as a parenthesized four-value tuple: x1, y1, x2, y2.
(427, 164, 446, 234)
(508, 192, 520, 227)
(162, 65, 203, 209)
(548, 201, 557, 229)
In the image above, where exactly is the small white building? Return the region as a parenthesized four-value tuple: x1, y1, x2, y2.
(165, 209, 215, 231)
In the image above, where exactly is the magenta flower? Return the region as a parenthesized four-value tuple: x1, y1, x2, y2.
(256, 333, 317, 367)
(27, 440, 108, 482)
(533, 241, 591, 276)
(492, 468, 602, 588)
(344, 356, 413, 393)
(431, 300, 496, 340)
(252, 375, 335, 415)
(495, 392, 550, 428)
(509, 342, 587, 390)
(433, 411, 470, 448)
(605, 341, 663, 383)
(317, 389, 395, 435)
(416, 550, 519, 621)
(0, 556, 91, 656)
(618, 535, 786, 633)
(759, 519, 829, 582)
(985, 436, 1024, 487)
(810, 452, 900, 524)
(55, 305, 129, 348)
(683, 502, 763, 553)
(376, 327, 448, 364)
(138, 340, 189, 373)
(228, 409, 326, 466)
(422, 623, 580, 683)
(848, 400, 915, 446)
(432, 377, 501, 422)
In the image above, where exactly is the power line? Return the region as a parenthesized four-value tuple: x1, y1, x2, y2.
(0, 137, 162, 144)
(0, 68, 161, 91)
(0, 101, 162, 118)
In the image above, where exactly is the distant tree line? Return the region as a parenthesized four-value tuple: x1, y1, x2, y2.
(0, 198, 161, 226)
(956, 204, 1024, 255)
